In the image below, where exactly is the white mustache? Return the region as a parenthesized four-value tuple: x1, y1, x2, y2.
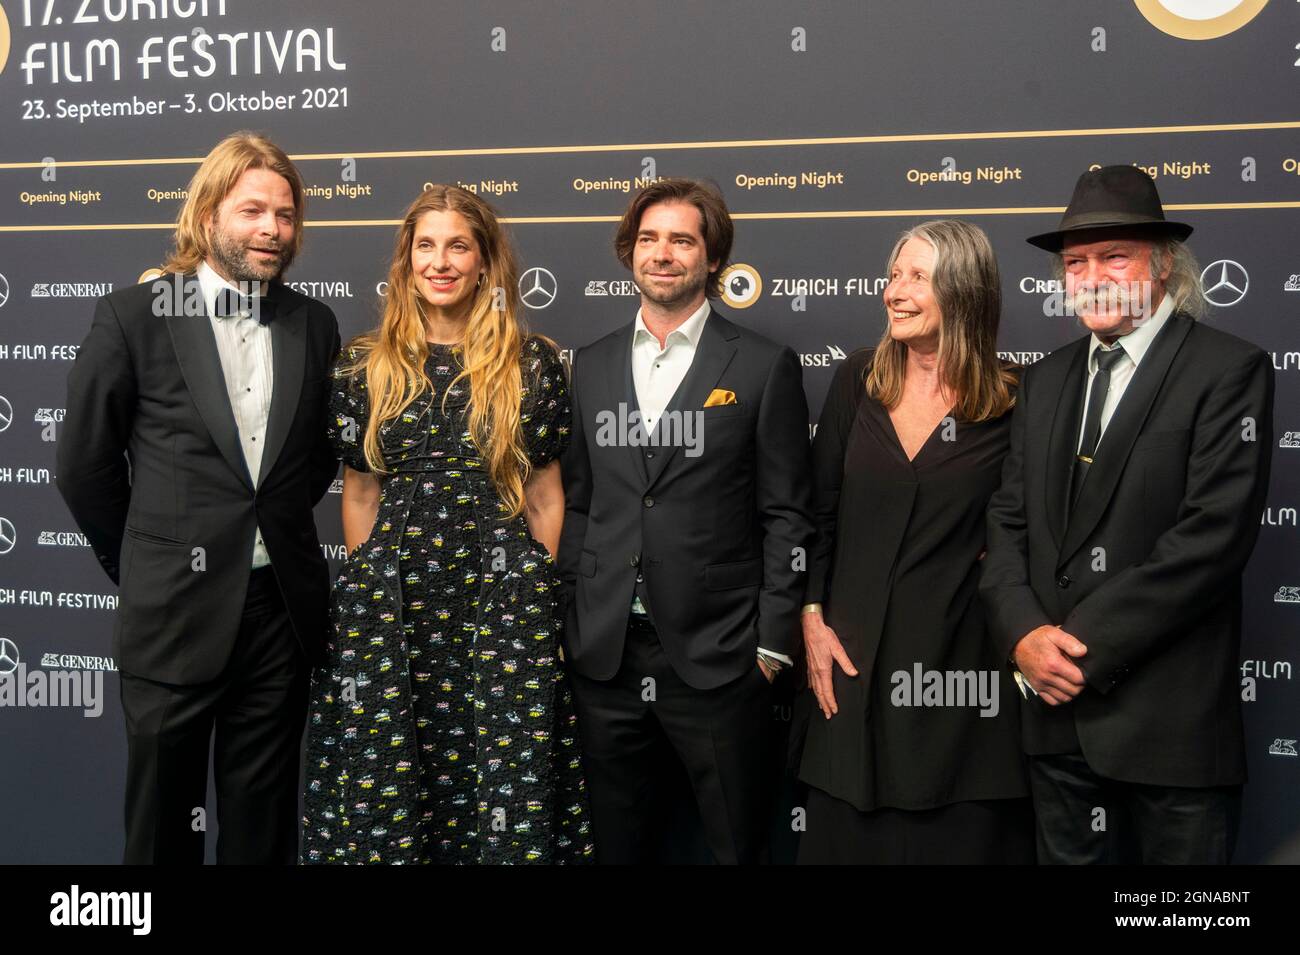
(1072, 284, 1132, 311)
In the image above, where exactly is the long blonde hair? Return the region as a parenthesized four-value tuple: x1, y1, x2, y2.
(347, 186, 535, 517)
(162, 131, 305, 274)
(866, 219, 1017, 422)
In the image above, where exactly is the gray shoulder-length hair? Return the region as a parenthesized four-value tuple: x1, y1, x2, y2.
(867, 219, 1018, 422)
(1148, 238, 1205, 320)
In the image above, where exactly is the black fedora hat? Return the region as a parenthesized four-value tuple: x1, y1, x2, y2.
(1027, 164, 1193, 252)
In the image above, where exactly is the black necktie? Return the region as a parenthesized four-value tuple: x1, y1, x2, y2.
(1070, 344, 1126, 510)
(213, 287, 276, 325)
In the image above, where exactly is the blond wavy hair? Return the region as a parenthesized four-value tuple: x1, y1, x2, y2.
(346, 186, 538, 518)
(162, 131, 305, 274)
(867, 219, 1017, 422)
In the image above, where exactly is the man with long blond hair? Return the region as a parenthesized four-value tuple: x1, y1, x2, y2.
(57, 131, 341, 864)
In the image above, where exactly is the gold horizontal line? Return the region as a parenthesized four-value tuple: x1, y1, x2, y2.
(0, 223, 174, 231)
(741, 200, 1300, 218)
(1164, 200, 1300, 211)
(0, 120, 1298, 170)
(1, 200, 1296, 232)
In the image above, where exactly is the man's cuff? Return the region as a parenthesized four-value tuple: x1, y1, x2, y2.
(1012, 670, 1038, 700)
(757, 647, 794, 667)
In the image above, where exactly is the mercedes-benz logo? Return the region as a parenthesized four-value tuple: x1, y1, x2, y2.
(518, 267, 557, 310)
(0, 272, 9, 309)
(0, 638, 18, 675)
(0, 517, 14, 555)
(0, 395, 11, 433)
(1201, 259, 1248, 308)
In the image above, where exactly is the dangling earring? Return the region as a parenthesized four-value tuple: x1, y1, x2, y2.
(476, 273, 485, 289)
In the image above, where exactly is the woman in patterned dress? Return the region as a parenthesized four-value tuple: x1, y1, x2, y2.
(301, 186, 592, 864)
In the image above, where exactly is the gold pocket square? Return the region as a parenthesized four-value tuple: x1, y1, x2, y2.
(704, 388, 737, 408)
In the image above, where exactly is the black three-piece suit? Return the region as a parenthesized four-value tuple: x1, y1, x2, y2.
(559, 307, 814, 863)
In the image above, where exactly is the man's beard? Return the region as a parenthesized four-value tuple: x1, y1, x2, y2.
(636, 265, 708, 308)
(209, 226, 290, 284)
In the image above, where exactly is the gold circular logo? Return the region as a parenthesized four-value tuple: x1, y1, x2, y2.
(138, 268, 165, 285)
(719, 263, 762, 310)
(1133, 0, 1269, 40)
(0, 3, 12, 76)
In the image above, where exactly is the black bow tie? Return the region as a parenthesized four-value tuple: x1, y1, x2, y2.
(212, 287, 277, 325)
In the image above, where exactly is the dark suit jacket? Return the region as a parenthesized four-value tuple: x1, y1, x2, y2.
(56, 273, 341, 685)
(558, 307, 814, 690)
(980, 311, 1273, 787)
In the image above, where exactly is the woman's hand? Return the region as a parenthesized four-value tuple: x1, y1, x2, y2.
(523, 459, 564, 559)
(803, 610, 858, 719)
(341, 465, 381, 555)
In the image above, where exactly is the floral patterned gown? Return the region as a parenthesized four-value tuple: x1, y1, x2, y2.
(301, 336, 592, 864)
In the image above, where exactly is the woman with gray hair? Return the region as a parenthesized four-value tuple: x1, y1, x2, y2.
(794, 219, 1034, 864)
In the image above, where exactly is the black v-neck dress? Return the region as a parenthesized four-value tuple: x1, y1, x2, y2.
(794, 347, 1032, 864)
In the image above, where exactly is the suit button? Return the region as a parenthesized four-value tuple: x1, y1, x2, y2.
(643, 496, 654, 508)
(1057, 575, 1071, 589)
(645, 451, 655, 459)
(630, 555, 640, 568)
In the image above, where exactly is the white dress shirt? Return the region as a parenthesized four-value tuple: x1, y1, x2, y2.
(198, 261, 274, 569)
(1075, 292, 1174, 455)
(631, 299, 711, 433)
(628, 301, 792, 668)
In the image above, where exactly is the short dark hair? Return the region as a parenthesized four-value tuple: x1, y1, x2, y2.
(613, 178, 734, 298)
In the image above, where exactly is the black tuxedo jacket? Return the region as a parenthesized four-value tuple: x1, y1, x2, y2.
(558, 308, 814, 690)
(980, 312, 1273, 787)
(57, 274, 341, 685)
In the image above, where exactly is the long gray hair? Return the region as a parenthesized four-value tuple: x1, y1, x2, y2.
(1148, 238, 1206, 320)
(867, 219, 1017, 423)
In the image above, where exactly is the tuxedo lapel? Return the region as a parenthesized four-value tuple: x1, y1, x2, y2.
(644, 313, 738, 488)
(1059, 313, 1192, 563)
(260, 294, 307, 484)
(1044, 340, 1088, 550)
(165, 274, 255, 491)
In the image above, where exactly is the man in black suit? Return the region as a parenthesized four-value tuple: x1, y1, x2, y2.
(980, 165, 1273, 864)
(559, 179, 813, 863)
(57, 132, 341, 864)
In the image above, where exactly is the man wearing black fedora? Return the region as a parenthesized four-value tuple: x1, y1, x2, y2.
(980, 165, 1273, 863)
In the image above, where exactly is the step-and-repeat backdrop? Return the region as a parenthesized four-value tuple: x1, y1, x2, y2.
(0, 1, 1296, 863)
